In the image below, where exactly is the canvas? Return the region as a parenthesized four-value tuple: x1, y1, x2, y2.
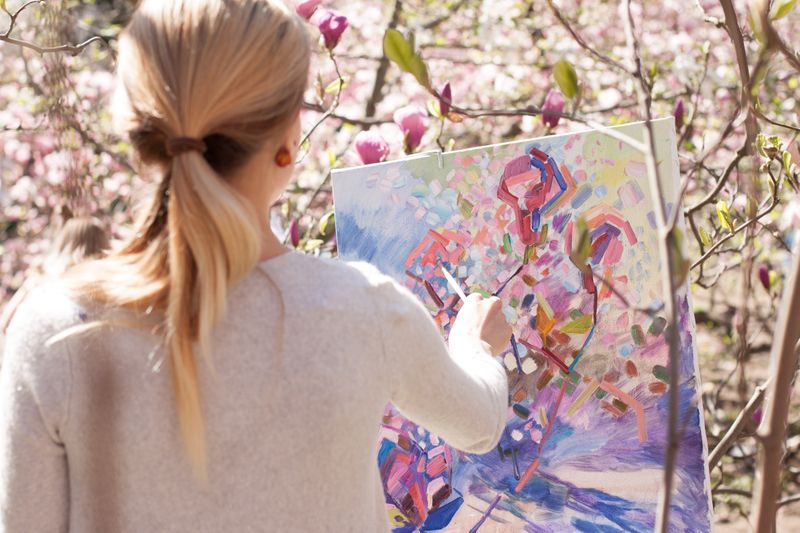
(331, 118, 712, 532)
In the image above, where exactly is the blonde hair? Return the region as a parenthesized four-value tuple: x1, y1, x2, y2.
(64, 0, 310, 479)
(45, 216, 109, 276)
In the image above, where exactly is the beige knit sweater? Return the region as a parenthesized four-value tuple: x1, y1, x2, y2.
(0, 251, 508, 532)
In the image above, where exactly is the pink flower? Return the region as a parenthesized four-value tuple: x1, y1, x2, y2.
(289, 218, 300, 248)
(354, 130, 389, 164)
(758, 264, 770, 291)
(674, 99, 685, 130)
(317, 10, 348, 50)
(541, 89, 565, 128)
(295, 0, 320, 20)
(752, 407, 763, 427)
(393, 105, 427, 152)
(438, 82, 452, 116)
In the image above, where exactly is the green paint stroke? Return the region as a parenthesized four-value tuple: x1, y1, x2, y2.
(563, 314, 593, 334)
(653, 364, 670, 383)
(631, 324, 645, 346)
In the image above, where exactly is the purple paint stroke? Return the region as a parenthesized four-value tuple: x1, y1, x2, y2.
(510, 334, 523, 373)
(493, 264, 525, 297)
(469, 494, 503, 533)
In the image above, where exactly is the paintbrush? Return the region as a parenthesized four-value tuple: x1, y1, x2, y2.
(442, 264, 524, 373)
(440, 265, 468, 301)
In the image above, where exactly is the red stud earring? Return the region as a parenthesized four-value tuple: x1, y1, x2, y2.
(275, 146, 292, 167)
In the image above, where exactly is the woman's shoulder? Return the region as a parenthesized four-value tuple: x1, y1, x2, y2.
(258, 250, 397, 293)
(1, 282, 83, 413)
(4, 282, 87, 344)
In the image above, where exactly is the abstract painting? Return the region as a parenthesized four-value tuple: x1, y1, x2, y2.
(332, 118, 712, 532)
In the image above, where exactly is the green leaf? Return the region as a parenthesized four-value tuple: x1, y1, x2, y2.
(303, 238, 324, 251)
(383, 29, 430, 89)
(771, 0, 796, 19)
(319, 211, 335, 237)
(748, 5, 765, 44)
(699, 226, 712, 247)
(756, 133, 768, 158)
(326, 148, 337, 167)
(553, 59, 579, 99)
(324, 77, 348, 94)
(426, 98, 443, 119)
(783, 151, 793, 176)
(716, 200, 733, 233)
(768, 135, 783, 149)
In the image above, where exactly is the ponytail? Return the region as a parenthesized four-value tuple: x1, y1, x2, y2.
(163, 152, 261, 478)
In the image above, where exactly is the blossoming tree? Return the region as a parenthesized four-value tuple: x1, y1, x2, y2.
(1, 0, 799, 530)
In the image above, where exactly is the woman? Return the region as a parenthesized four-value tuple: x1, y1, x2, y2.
(0, 1, 511, 531)
(0, 215, 109, 339)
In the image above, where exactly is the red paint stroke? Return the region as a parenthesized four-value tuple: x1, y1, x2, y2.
(583, 205, 638, 245)
(424, 280, 445, 308)
(515, 379, 568, 493)
(404, 229, 464, 270)
(598, 381, 648, 443)
(408, 482, 427, 523)
(540, 346, 570, 374)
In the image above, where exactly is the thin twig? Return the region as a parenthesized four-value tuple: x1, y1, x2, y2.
(1, 0, 104, 56)
(545, 0, 631, 76)
(708, 380, 769, 470)
(685, 148, 746, 214)
(691, 178, 781, 270)
(298, 51, 344, 155)
(778, 494, 800, 508)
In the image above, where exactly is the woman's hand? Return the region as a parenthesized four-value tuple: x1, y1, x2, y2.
(449, 293, 513, 356)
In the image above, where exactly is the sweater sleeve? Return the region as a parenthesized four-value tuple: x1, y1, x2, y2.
(372, 273, 508, 454)
(0, 291, 71, 533)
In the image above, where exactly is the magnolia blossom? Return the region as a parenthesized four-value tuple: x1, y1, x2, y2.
(758, 264, 770, 291)
(295, 0, 320, 20)
(393, 105, 427, 152)
(674, 98, 685, 129)
(438, 82, 452, 116)
(541, 89, 565, 128)
(354, 130, 389, 164)
(317, 10, 348, 50)
(289, 218, 300, 248)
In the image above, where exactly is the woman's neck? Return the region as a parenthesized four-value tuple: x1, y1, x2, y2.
(258, 225, 289, 262)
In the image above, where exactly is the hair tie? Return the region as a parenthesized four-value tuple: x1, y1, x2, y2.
(166, 136, 207, 157)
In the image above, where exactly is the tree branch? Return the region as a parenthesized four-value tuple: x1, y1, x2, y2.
(708, 380, 769, 470)
(618, 1, 683, 530)
(365, 0, 403, 118)
(1, 0, 104, 56)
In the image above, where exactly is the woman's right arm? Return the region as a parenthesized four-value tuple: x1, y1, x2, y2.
(374, 276, 510, 454)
